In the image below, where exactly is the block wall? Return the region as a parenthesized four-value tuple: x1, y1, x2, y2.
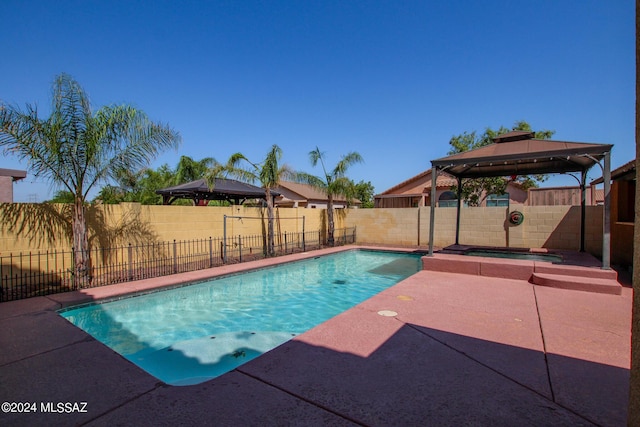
(0, 177, 14, 203)
(0, 204, 328, 253)
(1, 203, 604, 257)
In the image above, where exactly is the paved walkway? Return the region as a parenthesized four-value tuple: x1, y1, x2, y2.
(0, 246, 632, 426)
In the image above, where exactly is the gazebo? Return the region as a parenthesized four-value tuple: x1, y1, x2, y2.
(427, 131, 614, 268)
(156, 178, 277, 206)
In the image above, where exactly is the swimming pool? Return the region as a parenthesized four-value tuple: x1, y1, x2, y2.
(59, 249, 421, 385)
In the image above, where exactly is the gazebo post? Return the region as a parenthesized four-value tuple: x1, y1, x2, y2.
(455, 176, 462, 245)
(580, 169, 587, 252)
(428, 164, 437, 256)
(602, 151, 612, 269)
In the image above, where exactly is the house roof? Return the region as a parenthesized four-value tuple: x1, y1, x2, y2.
(431, 131, 613, 178)
(377, 170, 457, 196)
(590, 159, 636, 185)
(156, 178, 275, 205)
(275, 182, 354, 203)
(0, 168, 26, 181)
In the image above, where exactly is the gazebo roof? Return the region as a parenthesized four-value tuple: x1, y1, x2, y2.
(427, 131, 614, 268)
(156, 178, 276, 205)
(431, 131, 613, 178)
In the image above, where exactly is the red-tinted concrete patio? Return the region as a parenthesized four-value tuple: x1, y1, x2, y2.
(0, 246, 632, 426)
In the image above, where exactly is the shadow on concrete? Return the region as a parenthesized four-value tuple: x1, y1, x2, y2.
(236, 323, 629, 426)
(0, 304, 630, 426)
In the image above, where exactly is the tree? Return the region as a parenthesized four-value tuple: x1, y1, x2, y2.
(96, 157, 220, 205)
(49, 190, 76, 204)
(352, 180, 375, 208)
(304, 147, 364, 245)
(448, 120, 554, 206)
(173, 155, 218, 185)
(0, 73, 181, 285)
(219, 145, 293, 256)
(95, 166, 169, 205)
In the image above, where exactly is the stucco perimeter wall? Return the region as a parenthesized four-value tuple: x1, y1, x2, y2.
(1, 203, 603, 257)
(342, 208, 422, 246)
(343, 205, 604, 256)
(135, 204, 326, 242)
(0, 204, 329, 253)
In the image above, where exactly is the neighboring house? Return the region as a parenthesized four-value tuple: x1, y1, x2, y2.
(591, 159, 636, 268)
(526, 186, 602, 206)
(273, 182, 359, 209)
(374, 169, 527, 208)
(0, 168, 27, 203)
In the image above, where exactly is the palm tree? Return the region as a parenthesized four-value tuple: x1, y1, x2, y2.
(305, 147, 363, 246)
(173, 155, 218, 185)
(0, 73, 181, 285)
(222, 145, 293, 256)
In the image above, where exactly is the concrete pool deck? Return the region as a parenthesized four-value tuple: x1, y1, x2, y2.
(0, 245, 632, 426)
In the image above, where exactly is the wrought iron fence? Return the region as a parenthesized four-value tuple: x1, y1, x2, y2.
(0, 227, 356, 302)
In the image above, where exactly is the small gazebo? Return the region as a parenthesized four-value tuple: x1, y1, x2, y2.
(427, 131, 614, 268)
(156, 178, 277, 206)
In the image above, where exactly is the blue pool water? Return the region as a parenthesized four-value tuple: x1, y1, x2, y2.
(59, 250, 421, 385)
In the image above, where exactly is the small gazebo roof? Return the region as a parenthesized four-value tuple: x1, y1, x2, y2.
(156, 178, 277, 205)
(431, 131, 613, 178)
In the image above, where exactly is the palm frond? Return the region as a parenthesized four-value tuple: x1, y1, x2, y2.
(291, 171, 327, 191)
(259, 145, 283, 187)
(333, 152, 363, 177)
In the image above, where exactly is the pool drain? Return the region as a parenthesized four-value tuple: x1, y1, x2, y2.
(377, 310, 398, 317)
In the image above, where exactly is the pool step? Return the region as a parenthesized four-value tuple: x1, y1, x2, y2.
(422, 253, 622, 295)
(533, 263, 617, 281)
(531, 272, 622, 295)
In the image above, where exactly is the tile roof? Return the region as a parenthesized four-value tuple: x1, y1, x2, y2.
(377, 170, 457, 195)
(275, 182, 351, 203)
(590, 159, 636, 184)
(0, 168, 27, 180)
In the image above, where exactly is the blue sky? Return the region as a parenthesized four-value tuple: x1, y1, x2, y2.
(1, 0, 634, 202)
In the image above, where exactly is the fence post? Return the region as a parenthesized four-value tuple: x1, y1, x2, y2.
(209, 237, 213, 268)
(128, 243, 133, 280)
(302, 216, 306, 252)
(284, 232, 288, 254)
(238, 235, 242, 262)
(223, 215, 228, 263)
(173, 240, 177, 273)
(8, 253, 13, 288)
(71, 247, 76, 290)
